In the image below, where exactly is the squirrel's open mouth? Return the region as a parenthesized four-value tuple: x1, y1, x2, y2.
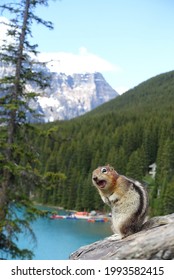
(93, 178, 107, 188)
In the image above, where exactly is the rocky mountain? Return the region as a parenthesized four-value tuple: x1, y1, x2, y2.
(32, 71, 118, 122)
(0, 61, 118, 122)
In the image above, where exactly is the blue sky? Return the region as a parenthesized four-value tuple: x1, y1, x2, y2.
(1, 0, 174, 94)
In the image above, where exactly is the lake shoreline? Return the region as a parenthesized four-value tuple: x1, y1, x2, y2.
(33, 202, 111, 220)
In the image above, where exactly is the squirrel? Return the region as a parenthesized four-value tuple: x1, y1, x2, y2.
(92, 164, 149, 238)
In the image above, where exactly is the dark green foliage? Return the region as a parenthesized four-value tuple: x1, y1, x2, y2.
(0, 0, 55, 260)
(162, 179, 174, 214)
(126, 149, 144, 180)
(30, 70, 174, 217)
(37, 171, 66, 205)
(1, 8, 174, 259)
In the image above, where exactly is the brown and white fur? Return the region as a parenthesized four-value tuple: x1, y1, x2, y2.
(92, 165, 148, 238)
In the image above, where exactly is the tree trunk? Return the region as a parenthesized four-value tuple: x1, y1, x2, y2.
(0, 0, 30, 227)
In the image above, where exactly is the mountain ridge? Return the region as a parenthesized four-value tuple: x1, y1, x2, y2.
(83, 70, 174, 118)
(36, 71, 118, 122)
(21, 69, 174, 216)
(0, 60, 118, 122)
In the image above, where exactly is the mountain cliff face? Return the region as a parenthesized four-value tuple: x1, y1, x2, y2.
(0, 61, 118, 122)
(34, 72, 118, 122)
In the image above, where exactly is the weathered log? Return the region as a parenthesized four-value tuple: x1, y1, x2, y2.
(69, 213, 174, 260)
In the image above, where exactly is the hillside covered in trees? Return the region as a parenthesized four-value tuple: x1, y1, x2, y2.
(31, 70, 174, 217)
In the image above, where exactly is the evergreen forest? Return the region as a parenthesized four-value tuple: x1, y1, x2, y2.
(0, 0, 173, 260)
(31, 70, 174, 217)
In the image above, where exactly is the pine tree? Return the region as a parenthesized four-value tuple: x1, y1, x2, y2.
(163, 179, 174, 214)
(155, 138, 174, 215)
(114, 146, 127, 174)
(42, 172, 66, 205)
(0, 0, 54, 259)
(142, 120, 158, 166)
(126, 149, 144, 181)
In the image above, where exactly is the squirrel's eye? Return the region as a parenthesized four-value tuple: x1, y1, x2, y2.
(101, 167, 107, 173)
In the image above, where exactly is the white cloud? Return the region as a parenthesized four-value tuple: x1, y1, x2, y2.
(0, 17, 9, 43)
(0, 16, 14, 45)
(37, 47, 120, 75)
(0, 17, 122, 89)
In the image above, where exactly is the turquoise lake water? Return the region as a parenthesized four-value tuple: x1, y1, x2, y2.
(6, 207, 112, 260)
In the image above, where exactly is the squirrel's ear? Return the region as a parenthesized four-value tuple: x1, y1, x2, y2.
(106, 164, 114, 171)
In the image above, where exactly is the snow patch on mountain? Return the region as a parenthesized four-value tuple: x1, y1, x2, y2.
(0, 61, 118, 122)
(34, 71, 118, 121)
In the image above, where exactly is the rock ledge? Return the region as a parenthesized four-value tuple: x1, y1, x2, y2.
(69, 213, 174, 260)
